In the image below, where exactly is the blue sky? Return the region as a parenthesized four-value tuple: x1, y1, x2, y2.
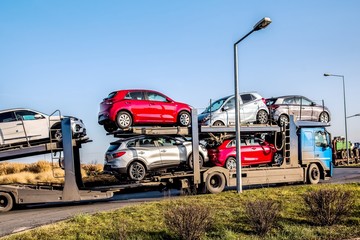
(1, 1, 360, 163)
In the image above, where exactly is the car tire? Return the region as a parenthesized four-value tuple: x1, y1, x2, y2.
(319, 112, 330, 123)
(273, 152, 283, 165)
(104, 123, 117, 133)
(256, 110, 269, 124)
(178, 111, 191, 127)
(213, 120, 225, 126)
(307, 163, 320, 184)
(188, 154, 204, 169)
(225, 157, 237, 170)
(0, 192, 14, 212)
(278, 114, 289, 126)
(205, 172, 226, 194)
(51, 128, 62, 142)
(116, 111, 132, 129)
(128, 161, 146, 181)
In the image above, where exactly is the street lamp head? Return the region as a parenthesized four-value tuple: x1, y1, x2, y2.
(253, 17, 272, 31)
(324, 73, 332, 77)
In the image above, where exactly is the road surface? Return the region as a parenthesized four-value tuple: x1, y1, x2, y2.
(0, 167, 359, 237)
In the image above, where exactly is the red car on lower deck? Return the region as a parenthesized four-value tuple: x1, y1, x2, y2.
(207, 137, 281, 170)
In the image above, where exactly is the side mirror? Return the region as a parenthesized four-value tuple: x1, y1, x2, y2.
(174, 140, 183, 145)
(222, 106, 230, 111)
(34, 114, 43, 119)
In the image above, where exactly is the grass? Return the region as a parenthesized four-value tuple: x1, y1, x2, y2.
(0, 161, 104, 185)
(1, 183, 359, 240)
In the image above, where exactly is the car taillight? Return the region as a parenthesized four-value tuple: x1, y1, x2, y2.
(104, 100, 113, 105)
(262, 98, 266, 104)
(112, 152, 126, 158)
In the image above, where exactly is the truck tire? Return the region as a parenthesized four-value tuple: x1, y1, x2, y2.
(307, 164, 320, 184)
(0, 192, 14, 212)
(205, 172, 226, 194)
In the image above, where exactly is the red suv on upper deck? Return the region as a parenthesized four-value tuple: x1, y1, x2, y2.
(98, 89, 192, 132)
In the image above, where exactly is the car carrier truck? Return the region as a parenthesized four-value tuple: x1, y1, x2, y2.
(0, 111, 333, 212)
(331, 136, 360, 165)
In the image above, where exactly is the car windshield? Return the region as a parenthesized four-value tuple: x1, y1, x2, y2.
(202, 96, 229, 113)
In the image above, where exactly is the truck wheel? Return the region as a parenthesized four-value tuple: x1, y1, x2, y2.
(128, 161, 146, 181)
(0, 192, 14, 212)
(341, 150, 347, 159)
(205, 172, 226, 194)
(116, 111, 132, 129)
(188, 154, 204, 169)
(307, 164, 320, 184)
(256, 110, 269, 124)
(178, 111, 191, 127)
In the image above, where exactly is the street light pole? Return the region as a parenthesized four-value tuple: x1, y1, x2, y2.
(324, 73, 349, 164)
(234, 17, 271, 193)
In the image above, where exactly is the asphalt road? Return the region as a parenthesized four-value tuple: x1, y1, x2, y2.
(0, 167, 359, 238)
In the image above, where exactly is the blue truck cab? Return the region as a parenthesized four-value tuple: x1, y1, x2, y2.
(297, 121, 333, 182)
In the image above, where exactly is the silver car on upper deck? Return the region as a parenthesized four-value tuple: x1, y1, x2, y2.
(198, 92, 269, 126)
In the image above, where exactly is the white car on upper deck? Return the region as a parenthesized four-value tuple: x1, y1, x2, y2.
(0, 108, 86, 147)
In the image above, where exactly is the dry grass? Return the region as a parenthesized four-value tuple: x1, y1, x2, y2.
(0, 161, 104, 185)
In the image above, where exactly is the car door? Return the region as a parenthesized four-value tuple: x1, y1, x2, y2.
(297, 97, 313, 121)
(145, 91, 176, 123)
(15, 110, 49, 141)
(241, 138, 263, 166)
(222, 96, 236, 126)
(156, 136, 184, 167)
(283, 97, 300, 120)
(0, 111, 24, 145)
(135, 137, 162, 170)
(240, 94, 256, 123)
(123, 91, 149, 123)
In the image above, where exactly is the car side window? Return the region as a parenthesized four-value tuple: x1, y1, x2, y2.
(0, 112, 17, 123)
(224, 97, 235, 109)
(240, 94, 254, 104)
(147, 92, 167, 102)
(300, 97, 312, 106)
(158, 137, 176, 146)
(283, 97, 294, 104)
(139, 138, 156, 147)
(125, 91, 144, 100)
(15, 110, 41, 121)
(127, 140, 136, 148)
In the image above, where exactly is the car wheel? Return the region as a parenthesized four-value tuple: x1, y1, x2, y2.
(307, 163, 320, 184)
(225, 157, 237, 170)
(0, 192, 14, 212)
(273, 152, 283, 165)
(116, 111, 132, 129)
(51, 128, 62, 142)
(256, 110, 269, 124)
(189, 154, 204, 169)
(128, 161, 146, 181)
(278, 114, 289, 126)
(319, 112, 330, 123)
(205, 172, 226, 194)
(213, 121, 225, 126)
(178, 111, 191, 127)
(104, 123, 117, 133)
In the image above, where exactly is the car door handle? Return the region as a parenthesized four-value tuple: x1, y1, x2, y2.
(160, 150, 166, 153)
(16, 123, 23, 125)
(252, 147, 256, 150)
(138, 151, 145, 154)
